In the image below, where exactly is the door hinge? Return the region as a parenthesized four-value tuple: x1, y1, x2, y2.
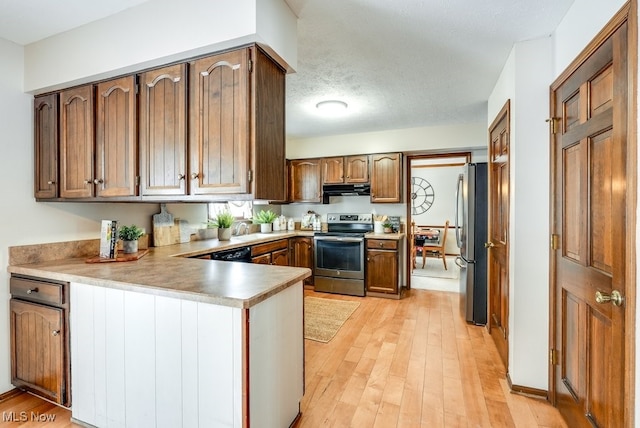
(550, 349, 558, 365)
(135, 176, 140, 186)
(247, 170, 253, 182)
(248, 59, 253, 73)
(551, 234, 559, 250)
(546, 117, 559, 134)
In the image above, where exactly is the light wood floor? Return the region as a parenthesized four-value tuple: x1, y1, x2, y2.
(0, 289, 567, 428)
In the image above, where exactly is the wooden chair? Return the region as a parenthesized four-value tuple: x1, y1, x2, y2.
(420, 220, 449, 270)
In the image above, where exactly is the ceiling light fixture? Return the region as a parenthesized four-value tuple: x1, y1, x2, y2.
(316, 100, 348, 115)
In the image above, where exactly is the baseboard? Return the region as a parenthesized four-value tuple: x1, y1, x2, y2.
(506, 373, 548, 400)
(0, 388, 21, 403)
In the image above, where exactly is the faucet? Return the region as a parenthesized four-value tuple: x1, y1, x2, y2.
(233, 222, 248, 235)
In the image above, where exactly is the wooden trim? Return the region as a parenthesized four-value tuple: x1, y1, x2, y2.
(411, 162, 467, 169)
(624, 2, 637, 426)
(551, 2, 631, 91)
(243, 308, 250, 428)
(507, 374, 548, 400)
(0, 388, 21, 403)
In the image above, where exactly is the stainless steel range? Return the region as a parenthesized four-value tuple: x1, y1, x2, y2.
(313, 213, 373, 297)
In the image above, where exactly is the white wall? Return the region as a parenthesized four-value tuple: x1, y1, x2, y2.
(24, 0, 297, 93)
(410, 166, 462, 227)
(487, 0, 629, 392)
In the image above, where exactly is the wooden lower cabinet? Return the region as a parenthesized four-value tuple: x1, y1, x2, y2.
(9, 276, 69, 406)
(251, 239, 289, 265)
(289, 236, 314, 285)
(366, 239, 399, 295)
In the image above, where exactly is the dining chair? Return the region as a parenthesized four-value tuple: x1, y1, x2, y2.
(421, 220, 449, 270)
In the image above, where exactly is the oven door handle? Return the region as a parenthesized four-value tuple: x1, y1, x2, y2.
(314, 236, 364, 243)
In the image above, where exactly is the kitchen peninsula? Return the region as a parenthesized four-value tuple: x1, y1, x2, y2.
(8, 235, 311, 428)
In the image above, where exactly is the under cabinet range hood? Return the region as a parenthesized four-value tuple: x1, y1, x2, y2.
(322, 183, 371, 203)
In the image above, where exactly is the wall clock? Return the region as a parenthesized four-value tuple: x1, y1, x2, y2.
(411, 177, 435, 215)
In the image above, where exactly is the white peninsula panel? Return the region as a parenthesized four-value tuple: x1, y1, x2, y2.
(70, 281, 303, 428)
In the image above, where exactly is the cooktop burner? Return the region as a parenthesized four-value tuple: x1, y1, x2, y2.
(321, 213, 373, 235)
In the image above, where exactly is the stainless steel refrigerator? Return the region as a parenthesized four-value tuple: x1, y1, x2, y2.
(455, 163, 488, 325)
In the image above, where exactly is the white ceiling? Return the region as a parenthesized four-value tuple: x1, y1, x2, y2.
(0, 0, 575, 140)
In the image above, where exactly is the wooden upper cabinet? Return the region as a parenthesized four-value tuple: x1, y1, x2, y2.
(370, 152, 402, 203)
(95, 76, 138, 197)
(34, 94, 58, 199)
(60, 85, 95, 198)
(190, 48, 250, 195)
(322, 155, 369, 184)
(289, 158, 322, 203)
(139, 64, 187, 196)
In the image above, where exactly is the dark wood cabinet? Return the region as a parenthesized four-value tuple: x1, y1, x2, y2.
(139, 63, 187, 196)
(289, 158, 322, 203)
(366, 239, 399, 295)
(34, 94, 59, 199)
(95, 76, 138, 197)
(190, 45, 286, 200)
(322, 155, 369, 184)
(10, 276, 69, 406)
(59, 85, 95, 198)
(289, 236, 314, 285)
(251, 239, 289, 265)
(370, 152, 402, 203)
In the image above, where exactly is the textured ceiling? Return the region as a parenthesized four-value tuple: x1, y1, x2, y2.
(0, 0, 575, 140)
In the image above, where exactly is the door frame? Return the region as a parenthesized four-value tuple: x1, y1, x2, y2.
(548, 2, 637, 424)
(404, 152, 471, 290)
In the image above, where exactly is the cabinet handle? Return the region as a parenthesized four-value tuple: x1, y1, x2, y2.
(191, 173, 199, 180)
(379, 242, 384, 247)
(47, 180, 55, 185)
(346, 176, 350, 179)
(26, 288, 38, 294)
(93, 178, 104, 185)
(52, 330, 60, 337)
(84, 179, 93, 185)
(178, 174, 185, 180)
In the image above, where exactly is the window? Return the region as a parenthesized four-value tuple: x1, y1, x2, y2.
(207, 201, 253, 220)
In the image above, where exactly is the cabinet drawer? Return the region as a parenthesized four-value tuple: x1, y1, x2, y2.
(367, 239, 398, 250)
(251, 239, 289, 257)
(10, 276, 65, 306)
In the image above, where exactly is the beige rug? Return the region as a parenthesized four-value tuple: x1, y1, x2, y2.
(412, 256, 460, 279)
(304, 297, 360, 343)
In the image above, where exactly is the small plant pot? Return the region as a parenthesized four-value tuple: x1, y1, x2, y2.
(122, 240, 138, 254)
(260, 223, 272, 233)
(384, 227, 393, 233)
(218, 227, 231, 241)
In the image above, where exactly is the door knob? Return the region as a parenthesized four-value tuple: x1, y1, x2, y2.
(484, 242, 495, 248)
(595, 290, 624, 306)
(191, 172, 199, 180)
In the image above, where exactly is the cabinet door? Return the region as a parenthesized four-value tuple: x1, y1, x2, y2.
(60, 85, 94, 198)
(290, 237, 314, 285)
(252, 253, 272, 264)
(366, 249, 398, 294)
(272, 248, 289, 266)
(10, 299, 65, 405)
(190, 48, 250, 195)
(345, 155, 369, 183)
(139, 64, 187, 196)
(96, 76, 138, 197)
(289, 159, 321, 203)
(370, 153, 402, 203)
(34, 94, 59, 198)
(322, 157, 344, 184)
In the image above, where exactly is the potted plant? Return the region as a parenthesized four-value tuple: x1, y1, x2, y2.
(118, 224, 144, 254)
(212, 211, 235, 241)
(382, 221, 394, 233)
(254, 209, 278, 233)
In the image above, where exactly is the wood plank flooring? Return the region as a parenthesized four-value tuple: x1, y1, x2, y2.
(0, 289, 567, 427)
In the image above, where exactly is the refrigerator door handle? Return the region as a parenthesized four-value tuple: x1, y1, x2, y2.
(455, 174, 464, 248)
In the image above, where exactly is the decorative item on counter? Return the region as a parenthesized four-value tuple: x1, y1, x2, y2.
(278, 215, 287, 231)
(197, 221, 218, 240)
(373, 215, 387, 234)
(387, 216, 401, 233)
(211, 211, 235, 241)
(99, 219, 118, 258)
(301, 211, 318, 230)
(118, 224, 145, 254)
(288, 218, 295, 231)
(273, 218, 281, 231)
(254, 209, 278, 233)
(382, 221, 393, 233)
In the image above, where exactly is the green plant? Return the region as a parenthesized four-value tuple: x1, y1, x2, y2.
(118, 224, 144, 241)
(254, 209, 278, 224)
(382, 221, 393, 229)
(212, 211, 235, 229)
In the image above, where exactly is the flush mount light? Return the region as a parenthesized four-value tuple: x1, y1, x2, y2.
(315, 100, 348, 115)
